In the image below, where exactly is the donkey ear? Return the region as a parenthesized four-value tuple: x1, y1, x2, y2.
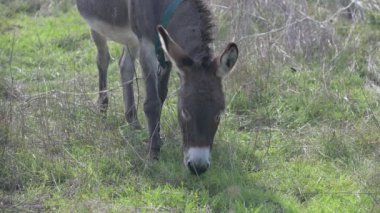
(157, 25, 194, 69)
(216, 43, 238, 78)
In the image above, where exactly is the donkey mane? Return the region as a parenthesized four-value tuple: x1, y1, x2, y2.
(189, 0, 214, 65)
(193, 0, 214, 45)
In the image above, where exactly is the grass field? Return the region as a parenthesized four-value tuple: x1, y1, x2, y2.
(1, 0, 379, 212)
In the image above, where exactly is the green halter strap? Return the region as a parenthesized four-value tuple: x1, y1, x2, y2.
(155, 0, 184, 69)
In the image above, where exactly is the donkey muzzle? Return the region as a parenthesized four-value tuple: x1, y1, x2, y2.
(184, 147, 211, 175)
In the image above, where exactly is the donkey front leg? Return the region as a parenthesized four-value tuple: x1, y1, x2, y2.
(139, 39, 162, 159)
(91, 30, 110, 114)
(158, 62, 172, 104)
(119, 47, 141, 129)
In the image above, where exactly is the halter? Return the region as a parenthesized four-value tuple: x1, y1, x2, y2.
(155, 0, 184, 69)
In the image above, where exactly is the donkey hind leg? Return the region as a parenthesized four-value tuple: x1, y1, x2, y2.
(91, 30, 110, 114)
(139, 39, 163, 159)
(119, 47, 142, 129)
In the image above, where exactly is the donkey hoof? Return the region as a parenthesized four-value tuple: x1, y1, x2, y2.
(149, 149, 160, 160)
(97, 97, 109, 112)
(98, 105, 108, 115)
(126, 113, 142, 130)
(130, 121, 142, 130)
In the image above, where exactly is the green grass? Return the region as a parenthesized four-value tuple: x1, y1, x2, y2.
(1, 2, 380, 212)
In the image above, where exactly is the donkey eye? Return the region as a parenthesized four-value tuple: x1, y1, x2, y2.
(181, 109, 191, 121)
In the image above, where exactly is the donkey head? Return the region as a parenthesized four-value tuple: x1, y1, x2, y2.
(157, 26, 238, 175)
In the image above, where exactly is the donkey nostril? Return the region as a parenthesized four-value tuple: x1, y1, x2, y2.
(187, 161, 209, 175)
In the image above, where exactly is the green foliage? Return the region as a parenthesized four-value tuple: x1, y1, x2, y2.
(0, 0, 74, 17)
(368, 12, 380, 26)
(0, 78, 6, 99)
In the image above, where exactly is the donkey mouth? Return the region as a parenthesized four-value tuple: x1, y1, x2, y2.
(184, 147, 211, 175)
(187, 161, 210, 175)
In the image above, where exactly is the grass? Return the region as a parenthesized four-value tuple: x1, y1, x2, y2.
(1, 1, 380, 212)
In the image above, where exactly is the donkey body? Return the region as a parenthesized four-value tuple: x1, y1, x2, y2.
(76, 0, 238, 175)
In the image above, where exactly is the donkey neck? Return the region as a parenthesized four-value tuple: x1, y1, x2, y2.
(166, 0, 214, 64)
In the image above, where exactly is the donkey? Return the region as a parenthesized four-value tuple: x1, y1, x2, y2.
(76, 0, 238, 175)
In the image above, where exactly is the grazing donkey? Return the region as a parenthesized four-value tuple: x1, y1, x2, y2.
(76, 0, 238, 175)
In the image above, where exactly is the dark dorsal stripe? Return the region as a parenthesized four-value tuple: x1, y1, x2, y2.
(155, 0, 184, 69)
